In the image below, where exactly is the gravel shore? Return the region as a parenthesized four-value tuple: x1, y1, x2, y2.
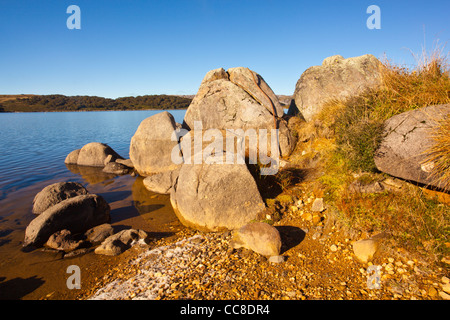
(80, 212, 449, 300)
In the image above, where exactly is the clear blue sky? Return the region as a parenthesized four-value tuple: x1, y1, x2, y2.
(1, 0, 449, 98)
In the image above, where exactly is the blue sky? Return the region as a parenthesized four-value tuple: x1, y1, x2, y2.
(0, 0, 449, 98)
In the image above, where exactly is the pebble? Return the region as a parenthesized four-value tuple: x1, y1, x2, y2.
(428, 286, 438, 297)
(385, 263, 394, 272)
(268, 255, 285, 264)
(78, 221, 447, 301)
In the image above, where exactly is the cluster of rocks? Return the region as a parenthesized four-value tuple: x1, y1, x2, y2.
(89, 230, 285, 300)
(65, 142, 135, 176)
(128, 67, 299, 233)
(23, 55, 449, 299)
(287, 53, 449, 192)
(60, 57, 448, 253)
(24, 182, 110, 248)
(24, 67, 298, 259)
(23, 181, 147, 257)
(86, 221, 449, 300)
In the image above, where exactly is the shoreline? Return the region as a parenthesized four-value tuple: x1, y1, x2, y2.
(80, 208, 449, 300)
(0, 108, 189, 114)
(77, 180, 449, 301)
(1, 172, 447, 300)
(0, 174, 185, 300)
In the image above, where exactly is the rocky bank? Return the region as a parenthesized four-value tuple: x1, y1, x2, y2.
(22, 55, 449, 300)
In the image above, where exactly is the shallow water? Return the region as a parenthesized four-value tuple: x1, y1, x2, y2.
(0, 109, 186, 299)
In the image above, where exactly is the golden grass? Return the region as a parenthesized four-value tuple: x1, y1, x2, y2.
(286, 44, 450, 262)
(423, 115, 450, 191)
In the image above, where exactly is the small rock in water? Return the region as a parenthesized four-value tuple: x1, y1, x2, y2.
(84, 223, 114, 245)
(102, 162, 131, 175)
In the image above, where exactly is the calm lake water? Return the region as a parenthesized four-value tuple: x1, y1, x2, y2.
(0, 109, 186, 299)
(0, 110, 186, 201)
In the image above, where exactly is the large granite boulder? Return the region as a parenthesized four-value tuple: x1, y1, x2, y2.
(170, 152, 266, 232)
(183, 67, 295, 157)
(374, 104, 450, 191)
(24, 194, 111, 248)
(67, 142, 123, 167)
(32, 182, 89, 215)
(142, 168, 180, 195)
(130, 111, 182, 176)
(288, 54, 384, 121)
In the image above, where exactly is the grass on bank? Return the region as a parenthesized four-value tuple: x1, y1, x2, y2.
(284, 45, 450, 263)
(423, 116, 450, 191)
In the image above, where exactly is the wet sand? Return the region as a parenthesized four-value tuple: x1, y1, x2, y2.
(0, 170, 185, 300)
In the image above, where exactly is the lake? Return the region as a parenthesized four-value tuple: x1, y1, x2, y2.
(0, 109, 186, 299)
(0, 110, 186, 201)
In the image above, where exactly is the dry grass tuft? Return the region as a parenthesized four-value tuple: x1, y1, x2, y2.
(423, 115, 450, 191)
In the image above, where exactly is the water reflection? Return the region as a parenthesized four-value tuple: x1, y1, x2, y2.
(65, 164, 117, 184)
(65, 163, 182, 229)
(131, 177, 180, 227)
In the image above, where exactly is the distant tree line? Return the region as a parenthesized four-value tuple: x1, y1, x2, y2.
(0, 94, 192, 112)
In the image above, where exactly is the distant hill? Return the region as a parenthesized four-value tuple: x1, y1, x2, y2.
(0, 94, 192, 112)
(0, 94, 292, 113)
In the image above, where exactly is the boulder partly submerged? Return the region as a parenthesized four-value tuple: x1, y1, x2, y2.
(24, 194, 110, 248)
(45, 229, 86, 252)
(84, 223, 114, 245)
(32, 182, 89, 215)
(288, 54, 384, 121)
(102, 161, 132, 175)
(65, 142, 124, 167)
